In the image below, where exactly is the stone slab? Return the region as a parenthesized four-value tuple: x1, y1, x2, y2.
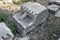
(47, 4, 60, 14)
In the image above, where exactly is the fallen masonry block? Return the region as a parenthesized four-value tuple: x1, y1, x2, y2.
(47, 4, 60, 14)
(48, 0, 60, 5)
(12, 2, 48, 36)
(0, 22, 14, 40)
(55, 10, 60, 17)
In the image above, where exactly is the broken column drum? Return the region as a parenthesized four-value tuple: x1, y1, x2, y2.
(12, 2, 48, 36)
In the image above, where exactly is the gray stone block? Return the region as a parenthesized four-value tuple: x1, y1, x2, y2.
(0, 22, 14, 40)
(47, 4, 60, 14)
(48, 0, 60, 5)
(12, 2, 48, 36)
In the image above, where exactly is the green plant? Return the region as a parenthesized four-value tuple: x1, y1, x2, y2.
(0, 11, 17, 35)
(13, 0, 21, 5)
(21, 0, 29, 2)
(0, 11, 8, 22)
(7, 20, 17, 35)
(13, 0, 29, 5)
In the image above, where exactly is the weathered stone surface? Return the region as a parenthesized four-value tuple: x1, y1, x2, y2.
(47, 4, 59, 14)
(48, 0, 60, 5)
(55, 10, 60, 17)
(15, 35, 30, 40)
(0, 22, 14, 40)
(12, 2, 48, 36)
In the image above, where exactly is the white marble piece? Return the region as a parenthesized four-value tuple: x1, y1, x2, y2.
(0, 22, 14, 40)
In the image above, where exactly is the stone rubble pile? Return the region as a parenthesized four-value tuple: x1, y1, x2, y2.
(47, 0, 60, 18)
(47, 0, 60, 40)
(12, 2, 48, 40)
(48, 0, 60, 17)
(0, 2, 49, 40)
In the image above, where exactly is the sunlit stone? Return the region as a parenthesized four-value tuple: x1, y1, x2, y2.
(0, 22, 14, 40)
(12, 2, 48, 36)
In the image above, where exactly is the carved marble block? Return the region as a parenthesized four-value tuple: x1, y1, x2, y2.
(12, 2, 48, 36)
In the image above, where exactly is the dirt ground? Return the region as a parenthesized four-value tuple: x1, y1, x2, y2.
(38, 0, 49, 6)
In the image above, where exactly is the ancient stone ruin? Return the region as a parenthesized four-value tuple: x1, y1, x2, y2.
(47, 4, 60, 14)
(12, 2, 48, 36)
(48, 0, 60, 5)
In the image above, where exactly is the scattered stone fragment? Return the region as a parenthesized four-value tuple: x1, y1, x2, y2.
(47, 4, 60, 14)
(48, 0, 60, 5)
(55, 10, 60, 17)
(15, 35, 30, 40)
(12, 2, 48, 36)
(0, 22, 14, 40)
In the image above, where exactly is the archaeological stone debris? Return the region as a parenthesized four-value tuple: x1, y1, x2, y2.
(48, 0, 60, 5)
(12, 2, 48, 36)
(15, 35, 30, 40)
(48, 0, 60, 17)
(0, 22, 14, 40)
(0, 0, 60, 40)
(47, 4, 60, 14)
